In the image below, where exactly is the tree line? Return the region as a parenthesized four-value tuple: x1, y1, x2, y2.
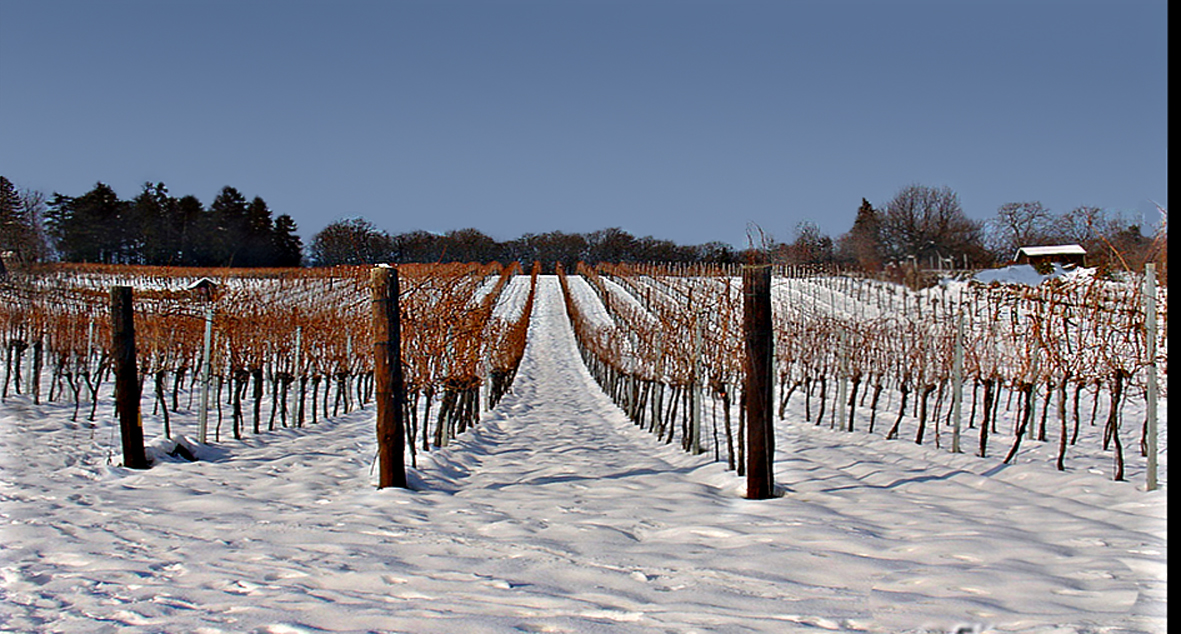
(311, 183, 1162, 275)
(776, 184, 1160, 275)
(4, 176, 1162, 276)
(308, 220, 737, 272)
(1, 178, 303, 268)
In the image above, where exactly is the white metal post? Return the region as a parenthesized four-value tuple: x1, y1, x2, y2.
(1145, 263, 1158, 491)
(292, 326, 302, 417)
(1027, 342, 1038, 441)
(691, 309, 703, 454)
(951, 308, 964, 453)
(837, 330, 848, 431)
(84, 316, 95, 388)
(198, 304, 213, 444)
(86, 317, 95, 368)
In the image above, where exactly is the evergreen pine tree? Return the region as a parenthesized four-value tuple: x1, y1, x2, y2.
(0, 177, 26, 261)
(209, 186, 249, 266)
(174, 195, 208, 266)
(242, 196, 276, 266)
(131, 182, 182, 265)
(271, 214, 303, 267)
(46, 182, 128, 263)
(847, 197, 883, 271)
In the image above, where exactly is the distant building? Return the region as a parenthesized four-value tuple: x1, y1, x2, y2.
(185, 277, 220, 302)
(1013, 244, 1087, 269)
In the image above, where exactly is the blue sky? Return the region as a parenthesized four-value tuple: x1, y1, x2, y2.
(0, 0, 1167, 249)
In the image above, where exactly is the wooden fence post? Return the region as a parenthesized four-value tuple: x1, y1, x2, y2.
(111, 286, 148, 470)
(743, 265, 775, 499)
(372, 266, 408, 489)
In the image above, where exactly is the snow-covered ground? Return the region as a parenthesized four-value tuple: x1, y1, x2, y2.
(1, 277, 1166, 633)
(489, 275, 534, 322)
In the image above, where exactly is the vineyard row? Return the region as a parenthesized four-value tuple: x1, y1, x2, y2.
(0, 262, 539, 465)
(561, 262, 1166, 483)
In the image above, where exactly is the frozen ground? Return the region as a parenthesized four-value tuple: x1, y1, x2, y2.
(0, 277, 1167, 633)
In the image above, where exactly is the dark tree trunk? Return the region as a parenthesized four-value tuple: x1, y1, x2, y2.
(886, 384, 910, 440)
(978, 378, 995, 458)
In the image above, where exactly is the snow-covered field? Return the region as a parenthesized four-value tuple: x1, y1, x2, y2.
(1, 277, 1166, 633)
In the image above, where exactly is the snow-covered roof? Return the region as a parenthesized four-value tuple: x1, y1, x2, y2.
(1014, 244, 1086, 258)
(185, 277, 218, 290)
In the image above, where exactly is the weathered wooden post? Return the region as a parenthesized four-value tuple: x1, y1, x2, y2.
(372, 266, 408, 489)
(111, 286, 148, 470)
(743, 265, 775, 499)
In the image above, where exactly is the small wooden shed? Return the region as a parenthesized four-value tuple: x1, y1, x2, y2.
(185, 277, 220, 302)
(1013, 244, 1087, 269)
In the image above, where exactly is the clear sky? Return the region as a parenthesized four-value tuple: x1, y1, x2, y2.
(0, 0, 1167, 250)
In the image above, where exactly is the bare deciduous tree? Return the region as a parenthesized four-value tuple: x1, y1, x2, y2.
(986, 201, 1058, 259)
(879, 184, 985, 266)
(309, 218, 396, 266)
(0, 176, 51, 264)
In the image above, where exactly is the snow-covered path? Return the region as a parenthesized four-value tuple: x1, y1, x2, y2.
(0, 277, 1167, 634)
(403, 277, 875, 631)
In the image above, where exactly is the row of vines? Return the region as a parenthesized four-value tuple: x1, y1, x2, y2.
(0, 262, 538, 466)
(561, 261, 1167, 483)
